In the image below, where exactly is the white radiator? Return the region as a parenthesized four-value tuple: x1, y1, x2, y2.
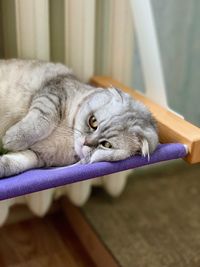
(0, 0, 134, 225)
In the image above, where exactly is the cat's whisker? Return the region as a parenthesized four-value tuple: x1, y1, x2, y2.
(53, 126, 83, 136)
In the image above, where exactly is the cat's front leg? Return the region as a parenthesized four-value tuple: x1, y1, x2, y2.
(3, 85, 64, 151)
(0, 150, 42, 178)
(2, 110, 56, 151)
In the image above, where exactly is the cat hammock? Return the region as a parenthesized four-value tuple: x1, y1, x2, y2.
(0, 76, 199, 200)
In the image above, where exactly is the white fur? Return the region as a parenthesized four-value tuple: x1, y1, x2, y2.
(1, 150, 38, 177)
(141, 139, 150, 160)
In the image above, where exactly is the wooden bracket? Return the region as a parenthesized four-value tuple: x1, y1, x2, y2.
(91, 76, 200, 164)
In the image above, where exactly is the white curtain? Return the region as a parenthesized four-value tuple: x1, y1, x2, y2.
(0, 0, 134, 84)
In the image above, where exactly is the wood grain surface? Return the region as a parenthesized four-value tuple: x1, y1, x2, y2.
(0, 212, 96, 267)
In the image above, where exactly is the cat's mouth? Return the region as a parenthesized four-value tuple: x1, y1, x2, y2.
(82, 145, 92, 158)
(74, 137, 92, 160)
(75, 143, 84, 159)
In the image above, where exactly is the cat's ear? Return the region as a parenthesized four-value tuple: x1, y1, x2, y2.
(108, 87, 124, 102)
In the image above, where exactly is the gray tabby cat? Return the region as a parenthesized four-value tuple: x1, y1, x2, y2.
(0, 59, 158, 178)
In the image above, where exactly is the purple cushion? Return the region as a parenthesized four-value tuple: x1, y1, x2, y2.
(0, 143, 187, 200)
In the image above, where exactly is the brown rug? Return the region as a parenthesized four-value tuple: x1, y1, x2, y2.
(82, 160, 200, 267)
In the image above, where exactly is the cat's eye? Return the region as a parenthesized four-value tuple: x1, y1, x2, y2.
(100, 141, 112, 149)
(88, 115, 98, 130)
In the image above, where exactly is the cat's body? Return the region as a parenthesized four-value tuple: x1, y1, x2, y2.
(0, 59, 158, 178)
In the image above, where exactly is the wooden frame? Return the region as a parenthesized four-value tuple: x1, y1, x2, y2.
(61, 198, 120, 267)
(91, 76, 200, 164)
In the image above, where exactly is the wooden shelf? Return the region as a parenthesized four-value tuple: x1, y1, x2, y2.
(91, 76, 200, 164)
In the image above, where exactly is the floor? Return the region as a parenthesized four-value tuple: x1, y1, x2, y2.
(0, 212, 96, 267)
(82, 160, 200, 267)
(1, 160, 200, 267)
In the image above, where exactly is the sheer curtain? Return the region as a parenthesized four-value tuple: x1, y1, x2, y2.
(0, 0, 134, 83)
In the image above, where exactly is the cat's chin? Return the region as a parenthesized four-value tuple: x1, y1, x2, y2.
(81, 145, 92, 158)
(74, 134, 94, 161)
(74, 138, 84, 159)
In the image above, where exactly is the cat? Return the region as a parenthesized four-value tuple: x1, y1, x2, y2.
(0, 59, 158, 178)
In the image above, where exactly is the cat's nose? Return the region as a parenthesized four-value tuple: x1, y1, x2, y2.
(83, 138, 93, 147)
(84, 137, 98, 148)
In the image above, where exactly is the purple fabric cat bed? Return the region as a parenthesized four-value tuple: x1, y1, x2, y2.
(0, 143, 187, 200)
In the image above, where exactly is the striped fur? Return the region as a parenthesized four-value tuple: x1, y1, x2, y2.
(0, 59, 158, 177)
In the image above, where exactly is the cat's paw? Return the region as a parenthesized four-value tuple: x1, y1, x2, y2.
(2, 126, 29, 151)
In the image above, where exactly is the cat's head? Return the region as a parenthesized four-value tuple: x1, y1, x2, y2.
(73, 88, 158, 163)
